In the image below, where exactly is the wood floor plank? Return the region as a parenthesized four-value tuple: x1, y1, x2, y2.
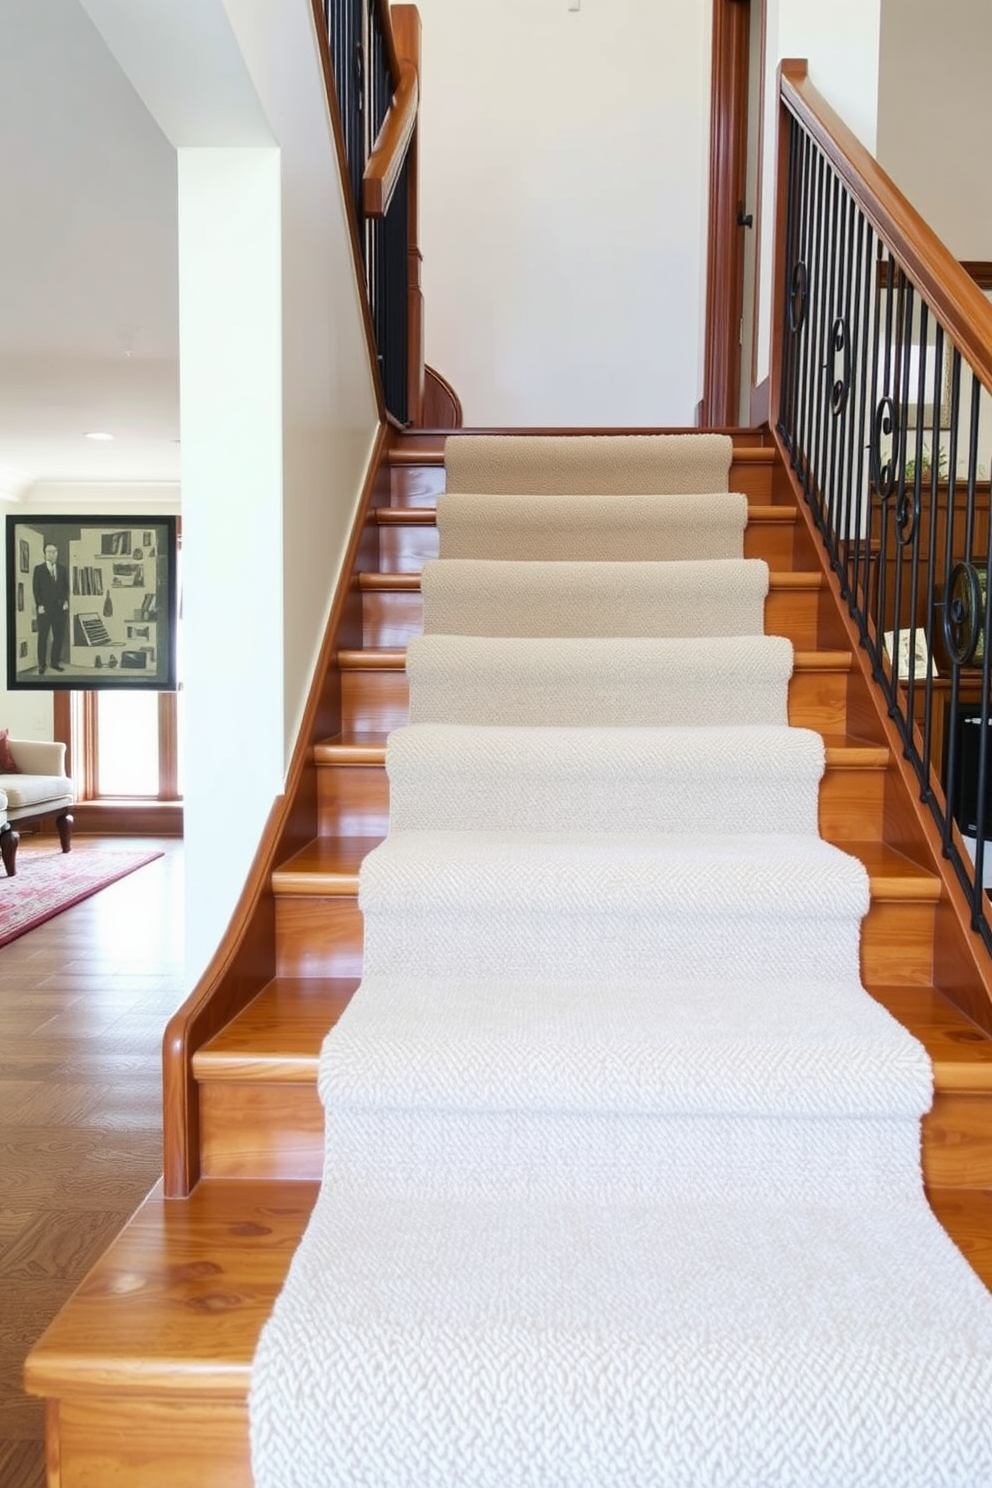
(0, 836, 184, 1486)
(0, 1435, 45, 1488)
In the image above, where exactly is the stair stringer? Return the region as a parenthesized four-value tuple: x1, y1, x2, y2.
(160, 422, 393, 1198)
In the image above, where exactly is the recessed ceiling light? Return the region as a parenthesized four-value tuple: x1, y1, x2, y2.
(85, 431, 115, 441)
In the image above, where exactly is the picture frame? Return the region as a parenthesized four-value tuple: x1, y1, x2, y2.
(5, 515, 178, 691)
(884, 626, 937, 681)
(903, 339, 954, 432)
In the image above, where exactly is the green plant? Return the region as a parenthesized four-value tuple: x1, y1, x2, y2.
(903, 442, 948, 483)
(903, 443, 988, 483)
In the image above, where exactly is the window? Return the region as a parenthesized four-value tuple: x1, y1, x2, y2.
(62, 689, 181, 802)
(95, 692, 160, 796)
(56, 520, 182, 805)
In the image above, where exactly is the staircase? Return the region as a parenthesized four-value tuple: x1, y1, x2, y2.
(24, 428, 992, 1486)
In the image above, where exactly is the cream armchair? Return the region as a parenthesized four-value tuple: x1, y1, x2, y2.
(0, 738, 74, 877)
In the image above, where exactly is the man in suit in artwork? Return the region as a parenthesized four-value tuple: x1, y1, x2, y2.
(32, 542, 70, 675)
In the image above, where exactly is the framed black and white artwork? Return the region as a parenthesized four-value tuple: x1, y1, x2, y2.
(5, 515, 178, 690)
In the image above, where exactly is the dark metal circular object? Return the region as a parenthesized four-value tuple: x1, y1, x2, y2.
(944, 561, 985, 667)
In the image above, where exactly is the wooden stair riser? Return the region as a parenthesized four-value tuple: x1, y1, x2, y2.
(818, 765, 886, 842)
(52, 1398, 250, 1488)
(924, 1093, 992, 1187)
(276, 898, 363, 978)
(199, 1083, 322, 1182)
(862, 898, 935, 985)
(375, 515, 815, 574)
(319, 765, 390, 837)
(339, 662, 853, 736)
(388, 453, 781, 508)
(187, 1080, 992, 1189)
(272, 890, 934, 984)
(318, 756, 887, 843)
(361, 583, 825, 649)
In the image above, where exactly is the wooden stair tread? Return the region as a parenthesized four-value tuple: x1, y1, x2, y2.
(337, 646, 854, 671)
(315, 729, 389, 758)
(870, 985, 992, 1092)
(387, 435, 775, 467)
(822, 741, 889, 768)
(24, 1179, 320, 1399)
(846, 841, 940, 899)
(359, 569, 823, 592)
(272, 837, 380, 894)
(23, 1175, 992, 1412)
(313, 733, 887, 770)
(194, 978, 359, 1078)
(271, 834, 935, 903)
(374, 502, 797, 526)
(192, 980, 992, 1096)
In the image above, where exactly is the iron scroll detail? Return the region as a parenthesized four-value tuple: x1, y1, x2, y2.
(788, 262, 808, 335)
(894, 486, 920, 548)
(869, 396, 900, 500)
(830, 317, 851, 415)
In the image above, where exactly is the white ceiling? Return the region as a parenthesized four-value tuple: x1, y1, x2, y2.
(0, 0, 179, 497)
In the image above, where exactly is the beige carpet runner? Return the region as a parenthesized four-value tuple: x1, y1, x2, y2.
(444, 431, 734, 494)
(422, 557, 769, 638)
(250, 433, 992, 1487)
(436, 490, 747, 561)
(406, 634, 795, 726)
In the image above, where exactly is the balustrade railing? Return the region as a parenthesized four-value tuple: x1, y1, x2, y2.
(775, 62, 992, 953)
(319, 0, 420, 423)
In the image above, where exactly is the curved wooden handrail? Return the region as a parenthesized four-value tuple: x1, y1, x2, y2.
(363, 58, 419, 218)
(781, 60, 992, 392)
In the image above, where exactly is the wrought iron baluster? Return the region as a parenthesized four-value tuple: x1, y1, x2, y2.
(779, 102, 992, 952)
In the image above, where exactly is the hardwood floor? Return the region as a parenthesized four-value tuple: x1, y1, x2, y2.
(0, 833, 184, 1488)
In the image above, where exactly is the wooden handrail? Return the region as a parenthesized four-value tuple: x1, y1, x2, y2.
(780, 60, 992, 392)
(363, 58, 419, 218)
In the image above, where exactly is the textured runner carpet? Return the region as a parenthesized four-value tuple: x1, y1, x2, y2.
(406, 634, 795, 726)
(437, 490, 748, 561)
(421, 557, 769, 638)
(0, 847, 164, 947)
(250, 435, 992, 1486)
(444, 431, 734, 495)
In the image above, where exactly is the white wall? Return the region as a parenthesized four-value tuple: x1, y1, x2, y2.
(754, 0, 882, 386)
(219, 0, 380, 759)
(415, 0, 712, 427)
(177, 147, 286, 981)
(877, 0, 992, 259)
(84, 0, 380, 982)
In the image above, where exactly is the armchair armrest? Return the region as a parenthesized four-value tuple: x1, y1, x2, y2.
(8, 738, 68, 778)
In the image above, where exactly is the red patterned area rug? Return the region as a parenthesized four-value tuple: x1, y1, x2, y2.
(0, 847, 164, 948)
